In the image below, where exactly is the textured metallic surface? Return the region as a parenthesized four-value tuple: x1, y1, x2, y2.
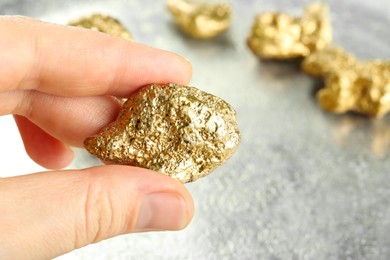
(2, 0, 390, 259)
(302, 45, 356, 77)
(247, 3, 332, 59)
(167, 0, 232, 39)
(303, 46, 390, 117)
(68, 13, 132, 40)
(84, 83, 240, 183)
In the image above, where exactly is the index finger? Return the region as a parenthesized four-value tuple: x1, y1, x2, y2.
(0, 16, 192, 97)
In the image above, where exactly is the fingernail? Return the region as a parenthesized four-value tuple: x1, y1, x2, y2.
(176, 54, 191, 68)
(183, 57, 191, 64)
(135, 193, 188, 231)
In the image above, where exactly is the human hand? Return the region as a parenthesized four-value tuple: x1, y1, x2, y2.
(0, 16, 194, 259)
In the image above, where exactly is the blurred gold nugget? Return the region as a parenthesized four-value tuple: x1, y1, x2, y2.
(303, 46, 390, 117)
(84, 83, 241, 183)
(247, 3, 332, 59)
(302, 46, 356, 76)
(167, 0, 232, 39)
(68, 13, 132, 40)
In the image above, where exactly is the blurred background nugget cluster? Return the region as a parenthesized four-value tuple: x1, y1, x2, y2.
(70, 1, 390, 119)
(246, 2, 390, 118)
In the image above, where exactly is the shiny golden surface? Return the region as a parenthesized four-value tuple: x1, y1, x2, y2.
(247, 3, 332, 59)
(167, 0, 232, 39)
(84, 83, 241, 183)
(68, 13, 132, 40)
(303, 46, 390, 117)
(302, 46, 357, 77)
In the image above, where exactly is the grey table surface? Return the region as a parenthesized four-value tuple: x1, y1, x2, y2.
(2, 0, 390, 259)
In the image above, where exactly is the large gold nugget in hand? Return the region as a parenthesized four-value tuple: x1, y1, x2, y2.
(247, 3, 332, 59)
(167, 0, 232, 39)
(84, 83, 241, 183)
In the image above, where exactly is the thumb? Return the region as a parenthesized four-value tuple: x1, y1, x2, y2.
(0, 166, 194, 259)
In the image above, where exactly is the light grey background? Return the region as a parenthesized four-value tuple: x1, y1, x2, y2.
(1, 0, 390, 259)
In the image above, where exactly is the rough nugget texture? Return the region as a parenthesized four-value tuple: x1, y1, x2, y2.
(68, 13, 132, 41)
(247, 3, 332, 59)
(302, 46, 390, 117)
(302, 46, 357, 77)
(167, 0, 232, 39)
(84, 83, 240, 183)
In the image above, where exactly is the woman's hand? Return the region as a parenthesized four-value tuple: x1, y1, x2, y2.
(0, 16, 194, 259)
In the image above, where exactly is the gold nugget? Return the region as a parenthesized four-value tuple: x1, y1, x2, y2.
(247, 3, 332, 59)
(68, 13, 132, 40)
(167, 0, 232, 39)
(303, 46, 390, 117)
(302, 46, 357, 77)
(84, 83, 241, 183)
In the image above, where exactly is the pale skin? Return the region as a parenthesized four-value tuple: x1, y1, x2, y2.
(0, 16, 194, 259)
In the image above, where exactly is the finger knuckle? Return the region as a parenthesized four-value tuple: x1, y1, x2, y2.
(75, 172, 120, 246)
